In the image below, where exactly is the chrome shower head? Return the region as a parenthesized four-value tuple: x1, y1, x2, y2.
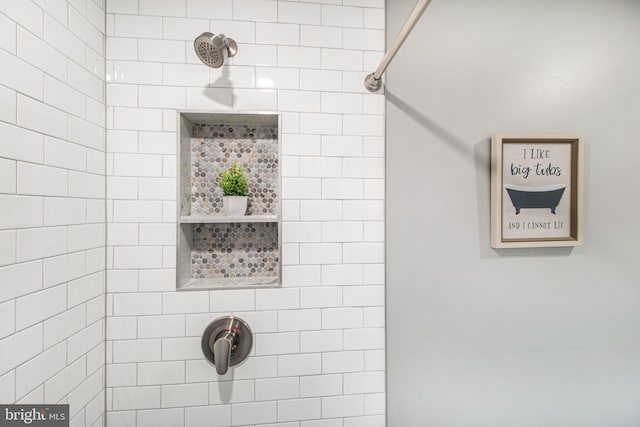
(194, 32, 238, 68)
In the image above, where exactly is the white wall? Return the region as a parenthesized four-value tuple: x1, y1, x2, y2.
(0, 1, 106, 426)
(386, 0, 640, 426)
(105, 1, 386, 426)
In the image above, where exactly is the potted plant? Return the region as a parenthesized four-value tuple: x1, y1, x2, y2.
(219, 163, 248, 216)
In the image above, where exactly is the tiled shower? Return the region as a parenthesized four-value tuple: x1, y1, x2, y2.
(0, 0, 386, 426)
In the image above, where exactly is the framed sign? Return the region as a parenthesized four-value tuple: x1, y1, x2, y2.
(491, 134, 583, 248)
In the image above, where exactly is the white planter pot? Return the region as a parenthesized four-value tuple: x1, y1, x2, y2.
(223, 196, 247, 216)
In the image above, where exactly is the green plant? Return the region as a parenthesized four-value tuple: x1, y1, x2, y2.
(218, 163, 248, 196)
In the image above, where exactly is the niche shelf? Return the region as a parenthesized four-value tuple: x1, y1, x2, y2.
(177, 111, 281, 291)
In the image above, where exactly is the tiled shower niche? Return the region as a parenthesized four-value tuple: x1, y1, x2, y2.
(177, 112, 281, 290)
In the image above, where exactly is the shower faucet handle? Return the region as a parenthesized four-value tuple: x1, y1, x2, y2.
(202, 316, 252, 375)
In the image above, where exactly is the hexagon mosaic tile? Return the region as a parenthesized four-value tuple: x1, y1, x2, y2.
(190, 123, 279, 217)
(191, 222, 279, 280)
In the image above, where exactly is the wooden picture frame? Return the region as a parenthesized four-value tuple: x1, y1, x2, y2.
(491, 134, 583, 248)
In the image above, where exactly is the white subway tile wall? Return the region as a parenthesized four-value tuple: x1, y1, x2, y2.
(105, 0, 385, 426)
(0, 1, 106, 426)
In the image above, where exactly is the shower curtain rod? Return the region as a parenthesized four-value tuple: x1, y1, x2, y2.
(364, 0, 434, 92)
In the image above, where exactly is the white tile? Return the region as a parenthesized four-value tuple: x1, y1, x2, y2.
(115, 15, 163, 38)
(279, 2, 321, 24)
(68, 61, 104, 102)
(255, 67, 299, 89)
(44, 137, 87, 171)
(107, 0, 139, 14)
(113, 339, 162, 363)
(43, 252, 86, 288)
(187, 0, 232, 19)
(43, 14, 85, 66)
(0, 195, 44, 230)
(0, 46, 43, 101)
(185, 405, 231, 427)
(282, 265, 321, 287)
(163, 292, 207, 314)
(321, 48, 363, 71)
(279, 46, 321, 68)
(278, 90, 321, 112)
(161, 337, 201, 361)
(0, 159, 16, 195)
(299, 200, 342, 221)
(163, 63, 209, 86)
(0, 122, 44, 163)
(344, 371, 384, 394)
(300, 330, 342, 352)
(343, 328, 384, 350)
(67, 116, 105, 150)
(300, 113, 341, 135)
(107, 316, 137, 340)
(364, 393, 385, 415)
(322, 307, 363, 329)
(209, 379, 255, 404)
(107, 38, 138, 61)
(278, 397, 321, 422)
(68, 171, 105, 199)
(365, 349, 385, 372)
(16, 27, 67, 82)
(16, 227, 67, 262)
(255, 377, 299, 401)
(185, 87, 233, 110)
(231, 401, 277, 425)
(43, 355, 85, 403)
(301, 25, 342, 48)
(282, 178, 321, 199)
(0, 324, 42, 376)
(364, 306, 384, 328)
(255, 332, 299, 355)
(300, 287, 342, 309)
(234, 88, 277, 110)
(139, 39, 186, 63)
(0, 12, 16, 55)
(17, 95, 67, 139)
(322, 222, 363, 243)
(300, 374, 342, 398)
(210, 65, 255, 88)
(113, 61, 162, 85)
(138, 408, 185, 427)
(343, 28, 385, 51)
(322, 178, 363, 199)
(212, 20, 255, 44)
(138, 178, 176, 200)
(299, 243, 342, 264)
(299, 157, 342, 177)
(107, 84, 138, 107)
(113, 153, 163, 177)
(139, 132, 176, 155)
(322, 350, 363, 374)
(68, 7, 103, 55)
(0, 231, 16, 267)
(108, 177, 138, 200)
(139, 0, 186, 17)
(112, 386, 161, 410)
(343, 242, 384, 263)
(282, 134, 321, 156)
(322, 264, 363, 286)
(343, 200, 383, 220)
(277, 309, 320, 332)
(322, 394, 363, 418)
(0, 300, 15, 339)
(137, 361, 185, 386)
(256, 288, 299, 310)
(209, 289, 255, 311)
(257, 22, 299, 45)
(139, 269, 175, 292)
(233, 0, 277, 22)
(343, 115, 384, 136)
(0, 85, 16, 124)
(138, 314, 185, 338)
(322, 5, 363, 28)
(15, 284, 67, 330)
(0, 371, 15, 403)
(283, 222, 321, 243)
(278, 353, 321, 377)
(68, 223, 105, 252)
(113, 107, 163, 131)
(67, 320, 103, 362)
(363, 180, 384, 200)
(113, 293, 162, 316)
(17, 163, 67, 197)
(68, 272, 104, 307)
(163, 17, 209, 40)
(322, 92, 363, 114)
(162, 384, 206, 409)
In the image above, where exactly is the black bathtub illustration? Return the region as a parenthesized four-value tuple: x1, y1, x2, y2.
(505, 185, 566, 215)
